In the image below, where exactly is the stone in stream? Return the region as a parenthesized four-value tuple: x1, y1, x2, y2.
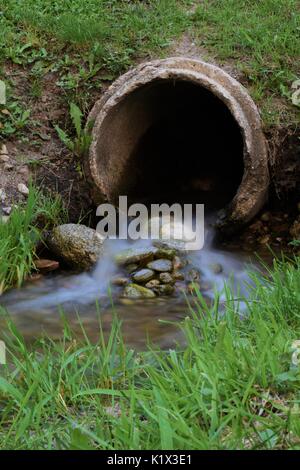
(123, 283, 156, 299)
(115, 247, 159, 266)
(159, 272, 174, 284)
(111, 277, 129, 287)
(210, 263, 223, 274)
(153, 284, 174, 296)
(132, 268, 155, 283)
(173, 271, 185, 281)
(145, 279, 160, 289)
(125, 263, 139, 274)
(187, 268, 201, 282)
(48, 224, 104, 270)
(147, 259, 173, 273)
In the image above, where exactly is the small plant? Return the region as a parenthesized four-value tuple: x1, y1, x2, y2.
(55, 103, 93, 160)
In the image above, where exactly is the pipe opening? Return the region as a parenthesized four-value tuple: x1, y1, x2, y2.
(98, 79, 244, 209)
(88, 58, 269, 229)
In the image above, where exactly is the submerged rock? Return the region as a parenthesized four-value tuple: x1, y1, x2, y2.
(132, 268, 155, 283)
(123, 283, 156, 299)
(111, 277, 129, 287)
(48, 224, 104, 270)
(210, 263, 223, 274)
(147, 259, 173, 272)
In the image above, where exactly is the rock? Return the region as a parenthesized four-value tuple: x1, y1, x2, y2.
(123, 283, 156, 299)
(132, 268, 155, 283)
(261, 212, 271, 222)
(26, 273, 43, 283)
(153, 284, 175, 296)
(3, 163, 13, 171)
(125, 263, 139, 273)
(290, 217, 300, 240)
(155, 247, 177, 260)
(17, 183, 29, 196)
(145, 279, 160, 289)
(147, 259, 173, 272)
(159, 272, 174, 284)
(111, 277, 129, 286)
(48, 224, 104, 270)
(173, 255, 183, 270)
(173, 271, 185, 281)
(187, 282, 201, 294)
(0, 155, 9, 163)
(115, 247, 158, 266)
(35, 259, 59, 273)
(0, 144, 8, 155)
(210, 263, 223, 274)
(2, 206, 11, 215)
(187, 268, 201, 282)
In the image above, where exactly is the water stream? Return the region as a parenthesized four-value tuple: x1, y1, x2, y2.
(0, 217, 263, 349)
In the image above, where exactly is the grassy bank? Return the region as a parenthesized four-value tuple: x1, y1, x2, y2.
(0, 0, 299, 128)
(0, 257, 300, 449)
(0, 186, 66, 294)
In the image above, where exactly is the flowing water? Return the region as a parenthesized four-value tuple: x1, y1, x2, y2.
(0, 217, 263, 349)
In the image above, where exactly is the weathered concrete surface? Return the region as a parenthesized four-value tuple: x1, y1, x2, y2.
(86, 57, 269, 232)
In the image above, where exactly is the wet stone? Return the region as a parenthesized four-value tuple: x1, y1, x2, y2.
(125, 263, 139, 274)
(115, 247, 158, 266)
(187, 268, 201, 282)
(132, 268, 155, 283)
(159, 272, 174, 284)
(123, 283, 156, 299)
(145, 279, 160, 289)
(147, 259, 173, 272)
(210, 263, 223, 274)
(111, 277, 129, 286)
(153, 284, 175, 296)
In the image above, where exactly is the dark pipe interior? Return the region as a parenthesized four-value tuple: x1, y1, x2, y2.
(125, 80, 244, 209)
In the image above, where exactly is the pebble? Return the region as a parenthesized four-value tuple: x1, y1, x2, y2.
(147, 259, 173, 272)
(153, 284, 174, 296)
(123, 283, 156, 299)
(2, 206, 11, 215)
(159, 272, 174, 284)
(34, 259, 60, 273)
(0, 144, 8, 155)
(17, 183, 29, 196)
(3, 163, 13, 171)
(145, 279, 160, 289)
(132, 268, 155, 283)
(111, 277, 129, 287)
(210, 263, 223, 274)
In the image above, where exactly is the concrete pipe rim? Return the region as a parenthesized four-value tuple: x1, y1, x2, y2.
(87, 58, 269, 233)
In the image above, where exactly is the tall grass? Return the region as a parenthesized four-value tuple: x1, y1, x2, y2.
(0, 257, 300, 449)
(0, 186, 66, 294)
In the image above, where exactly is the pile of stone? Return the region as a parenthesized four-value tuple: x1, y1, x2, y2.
(113, 245, 186, 299)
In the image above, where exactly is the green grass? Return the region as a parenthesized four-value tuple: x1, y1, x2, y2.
(191, 0, 300, 126)
(0, 257, 300, 449)
(0, 1, 298, 127)
(0, 185, 66, 294)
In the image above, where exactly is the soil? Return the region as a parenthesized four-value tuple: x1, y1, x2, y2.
(1, 37, 299, 248)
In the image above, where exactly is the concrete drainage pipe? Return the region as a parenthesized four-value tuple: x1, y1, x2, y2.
(86, 57, 269, 232)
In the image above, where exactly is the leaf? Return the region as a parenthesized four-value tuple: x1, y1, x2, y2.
(69, 427, 93, 450)
(70, 103, 82, 138)
(55, 125, 74, 151)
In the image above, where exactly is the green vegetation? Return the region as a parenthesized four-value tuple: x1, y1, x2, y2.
(0, 186, 66, 294)
(0, 0, 299, 129)
(0, 257, 300, 449)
